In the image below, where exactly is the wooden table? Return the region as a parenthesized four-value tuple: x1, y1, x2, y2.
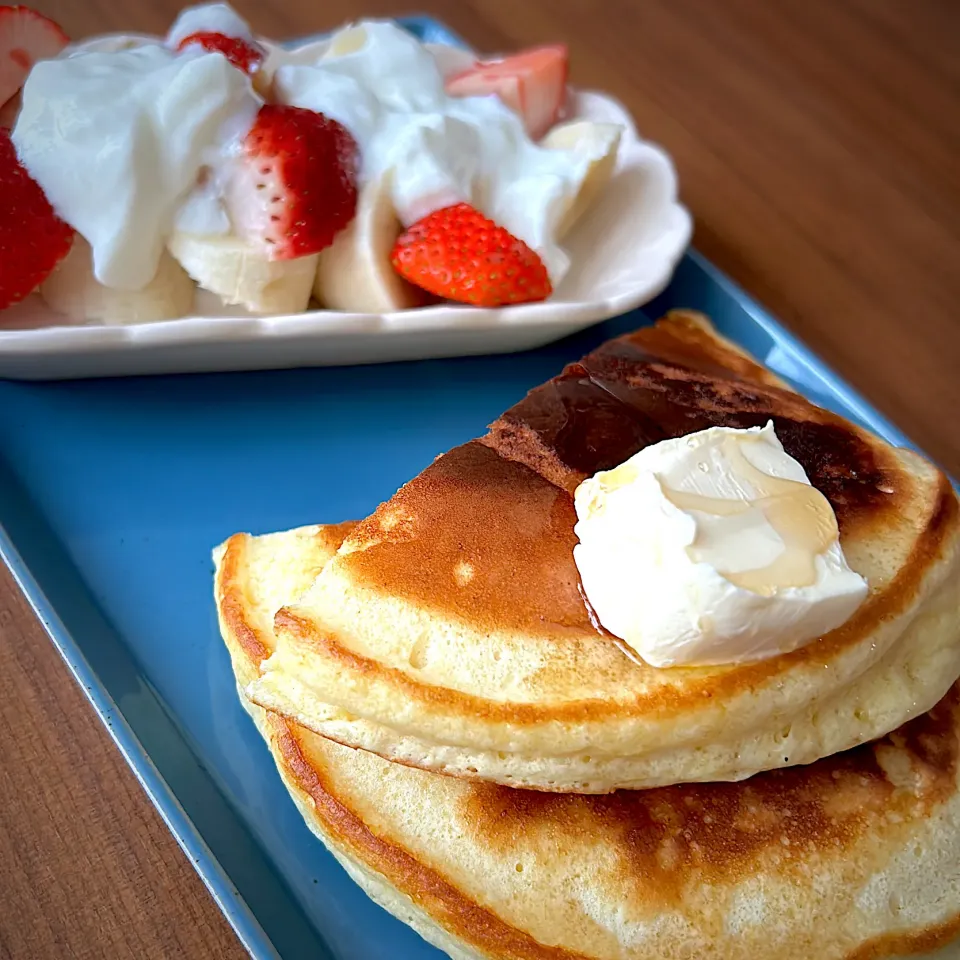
(3, 1, 958, 956)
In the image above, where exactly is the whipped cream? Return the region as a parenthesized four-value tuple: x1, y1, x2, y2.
(273, 21, 593, 282)
(12, 42, 259, 290)
(573, 423, 869, 668)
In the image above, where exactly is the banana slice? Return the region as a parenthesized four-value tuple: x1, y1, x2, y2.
(322, 24, 369, 58)
(167, 233, 317, 315)
(541, 120, 622, 238)
(314, 173, 423, 313)
(40, 235, 195, 324)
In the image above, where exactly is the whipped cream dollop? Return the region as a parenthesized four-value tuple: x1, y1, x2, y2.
(273, 21, 593, 282)
(573, 423, 869, 668)
(12, 42, 259, 289)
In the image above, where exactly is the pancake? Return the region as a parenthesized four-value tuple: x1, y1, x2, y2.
(249, 311, 960, 793)
(214, 525, 960, 960)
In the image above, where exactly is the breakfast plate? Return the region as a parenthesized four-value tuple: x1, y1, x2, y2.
(0, 16, 691, 380)
(2, 10, 956, 960)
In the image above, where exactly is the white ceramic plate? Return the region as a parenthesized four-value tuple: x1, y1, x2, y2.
(0, 38, 691, 380)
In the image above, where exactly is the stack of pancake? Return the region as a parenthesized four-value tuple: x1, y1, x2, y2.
(214, 311, 960, 959)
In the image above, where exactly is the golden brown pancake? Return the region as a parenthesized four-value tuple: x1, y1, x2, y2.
(215, 525, 960, 960)
(250, 311, 960, 792)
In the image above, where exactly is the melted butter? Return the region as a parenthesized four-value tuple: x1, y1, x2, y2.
(666, 434, 838, 596)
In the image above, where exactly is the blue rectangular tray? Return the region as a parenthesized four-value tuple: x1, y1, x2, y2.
(0, 18, 929, 960)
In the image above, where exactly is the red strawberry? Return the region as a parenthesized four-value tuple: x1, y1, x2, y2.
(0, 87, 20, 127)
(0, 6, 68, 106)
(176, 31, 264, 75)
(0, 128, 73, 309)
(445, 45, 568, 140)
(391, 203, 552, 308)
(227, 104, 359, 261)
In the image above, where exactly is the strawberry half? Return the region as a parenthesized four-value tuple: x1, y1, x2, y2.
(391, 203, 552, 307)
(0, 128, 73, 309)
(176, 31, 264, 75)
(0, 5, 68, 106)
(445, 45, 568, 140)
(227, 104, 359, 260)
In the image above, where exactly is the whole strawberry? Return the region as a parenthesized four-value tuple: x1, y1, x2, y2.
(227, 104, 359, 260)
(0, 128, 73, 310)
(391, 203, 552, 307)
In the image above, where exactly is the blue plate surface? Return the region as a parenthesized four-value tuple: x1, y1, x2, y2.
(0, 18, 931, 960)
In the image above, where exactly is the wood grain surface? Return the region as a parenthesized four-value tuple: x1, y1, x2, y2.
(2, 1, 958, 958)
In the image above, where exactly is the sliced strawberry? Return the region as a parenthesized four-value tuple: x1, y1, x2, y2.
(391, 202, 552, 307)
(226, 104, 359, 260)
(176, 31, 264, 75)
(0, 6, 68, 106)
(0, 88, 20, 127)
(445, 45, 568, 140)
(0, 128, 73, 309)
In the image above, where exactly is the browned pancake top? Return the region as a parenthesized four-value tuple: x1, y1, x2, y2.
(344, 441, 589, 636)
(461, 682, 960, 907)
(343, 314, 914, 641)
(486, 317, 898, 530)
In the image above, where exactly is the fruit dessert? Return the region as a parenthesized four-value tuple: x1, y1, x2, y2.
(0, 3, 625, 325)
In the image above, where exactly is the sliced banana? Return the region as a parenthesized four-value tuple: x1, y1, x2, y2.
(40, 235, 195, 325)
(167, 233, 317, 315)
(314, 173, 423, 313)
(323, 24, 368, 58)
(541, 120, 622, 239)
